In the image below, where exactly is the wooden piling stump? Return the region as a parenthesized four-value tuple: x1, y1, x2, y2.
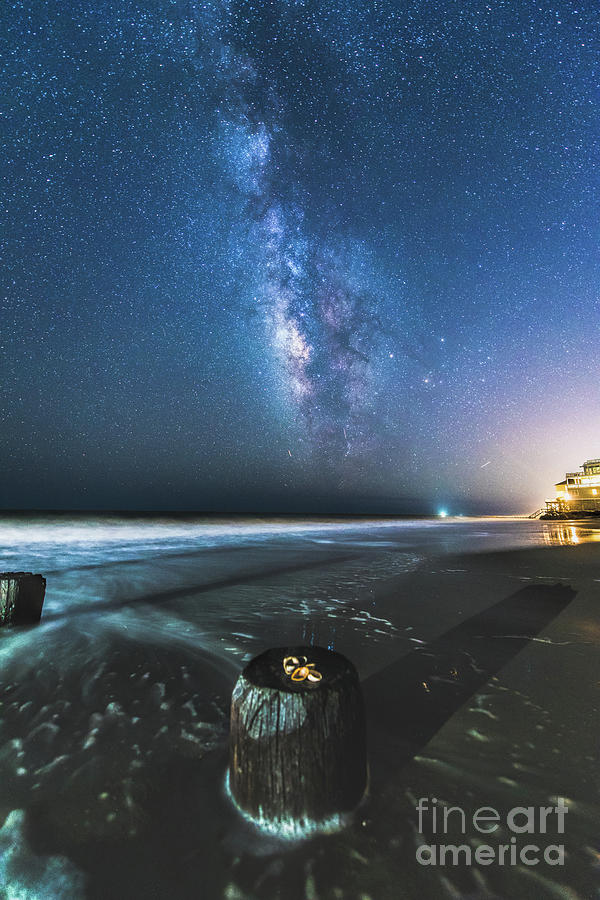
(0, 572, 46, 626)
(229, 646, 367, 837)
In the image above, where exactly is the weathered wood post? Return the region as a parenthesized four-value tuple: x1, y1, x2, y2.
(0, 572, 46, 626)
(229, 645, 367, 838)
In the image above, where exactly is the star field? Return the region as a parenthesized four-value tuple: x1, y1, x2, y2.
(1, 0, 599, 513)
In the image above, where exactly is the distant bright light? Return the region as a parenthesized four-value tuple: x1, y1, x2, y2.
(438, 509, 448, 518)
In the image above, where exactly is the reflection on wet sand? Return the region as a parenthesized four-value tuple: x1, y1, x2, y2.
(542, 522, 600, 546)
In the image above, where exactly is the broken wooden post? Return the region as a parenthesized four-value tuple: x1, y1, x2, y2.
(0, 572, 46, 626)
(228, 645, 367, 838)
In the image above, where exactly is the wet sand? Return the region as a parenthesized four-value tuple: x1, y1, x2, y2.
(0, 517, 598, 898)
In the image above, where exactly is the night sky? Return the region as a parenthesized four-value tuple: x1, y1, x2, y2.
(2, 0, 599, 514)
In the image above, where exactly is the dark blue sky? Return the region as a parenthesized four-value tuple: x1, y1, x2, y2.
(2, 0, 599, 513)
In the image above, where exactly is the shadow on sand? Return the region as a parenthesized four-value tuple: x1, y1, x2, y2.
(364, 582, 576, 779)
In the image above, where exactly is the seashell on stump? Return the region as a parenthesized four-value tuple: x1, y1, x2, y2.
(228, 646, 367, 838)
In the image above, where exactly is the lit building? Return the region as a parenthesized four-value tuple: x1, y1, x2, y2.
(544, 458, 600, 514)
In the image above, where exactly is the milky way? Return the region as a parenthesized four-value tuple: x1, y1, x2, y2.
(214, 6, 389, 461)
(2, 0, 599, 512)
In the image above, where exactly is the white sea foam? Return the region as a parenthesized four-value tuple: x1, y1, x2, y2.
(0, 810, 85, 899)
(223, 771, 353, 841)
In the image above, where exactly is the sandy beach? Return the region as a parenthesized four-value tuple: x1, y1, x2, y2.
(0, 516, 598, 898)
